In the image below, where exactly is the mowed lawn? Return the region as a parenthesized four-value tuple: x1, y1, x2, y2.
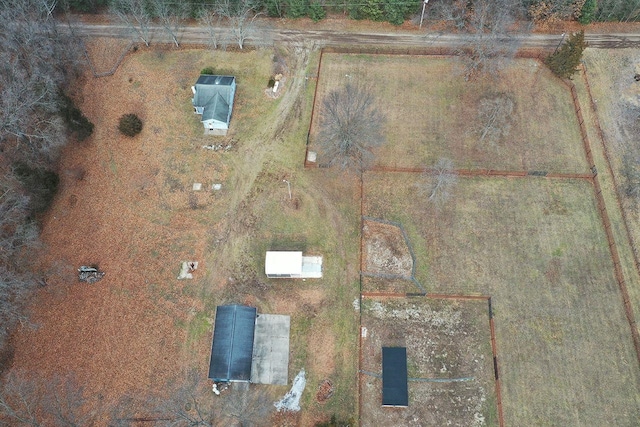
(364, 173, 640, 426)
(309, 54, 588, 173)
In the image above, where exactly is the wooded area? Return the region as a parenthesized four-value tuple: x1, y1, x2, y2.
(0, 0, 88, 369)
(60, 0, 640, 26)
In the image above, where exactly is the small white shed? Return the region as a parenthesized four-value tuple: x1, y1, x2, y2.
(265, 251, 323, 278)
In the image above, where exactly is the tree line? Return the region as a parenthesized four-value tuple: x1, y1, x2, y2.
(61, 0, 640, 26)
(0, 0, 91, 367)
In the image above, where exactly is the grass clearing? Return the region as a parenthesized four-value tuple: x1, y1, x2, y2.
(364, 172, 640, 426)
(309, 54, 587, 173)
(582, 48, 640, 314)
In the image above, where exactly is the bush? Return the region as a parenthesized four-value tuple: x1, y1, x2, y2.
(201, 67, 215, 75)
(59, 93, 94, 142)
(13, 163, 59, 215)
(118, 114, 143, 137)
(267, 78, 276, 88)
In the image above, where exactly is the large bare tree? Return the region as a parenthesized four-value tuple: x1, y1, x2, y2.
(0, 371, 94, 426)
(110, 0, 153, 47)
(431, 0, 527, 79)
(152, 0, 188, 48)
(215, 0, 261, 49)
(198, 8, 223, 50)
(317, 83, 386, 173)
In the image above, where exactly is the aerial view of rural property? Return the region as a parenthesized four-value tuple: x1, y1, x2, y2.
(3, 0, 640, 425)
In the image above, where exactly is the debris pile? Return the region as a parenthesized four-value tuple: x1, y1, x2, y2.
(78, 266, 105, 284)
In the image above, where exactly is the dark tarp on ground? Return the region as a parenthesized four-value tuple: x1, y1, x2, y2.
(208, 305, 256, 382)
(382, 347, 409, 407)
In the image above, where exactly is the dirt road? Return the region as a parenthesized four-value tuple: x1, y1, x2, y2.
(70, 21, 640, 49)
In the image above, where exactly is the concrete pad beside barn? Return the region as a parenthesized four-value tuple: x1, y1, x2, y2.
(251, 314, 290, 385)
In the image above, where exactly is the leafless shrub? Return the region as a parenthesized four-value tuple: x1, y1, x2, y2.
(317, 83, 386, 173)
(476, 92, 515, 146)
(424, 158, 458, 206)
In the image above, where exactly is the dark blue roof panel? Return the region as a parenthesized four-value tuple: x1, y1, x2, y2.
(196, 75, 235, 86)
(208, 305, 256, 382)
(382, 347, 408, 407)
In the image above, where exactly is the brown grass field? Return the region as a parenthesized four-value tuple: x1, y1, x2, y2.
(364, 173, 640, 426)
(581, 48, 640, 313)
(9, 42, 360, 426)
(7, 40, 640, 427)
(308, 54, 588, 173)
(360, 296, 497, 426)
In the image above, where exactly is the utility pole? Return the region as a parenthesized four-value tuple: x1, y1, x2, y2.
(554, 33, 566, 55)
(419, 0, 429, 29)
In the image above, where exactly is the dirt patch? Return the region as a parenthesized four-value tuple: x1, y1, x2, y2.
(363, 219, 413, 277)
(316, 379, 334, 403)
(360, 297, 496, 427)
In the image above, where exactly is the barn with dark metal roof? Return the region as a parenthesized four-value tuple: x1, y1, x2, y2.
(208, 305, 256, 382)
(382, 347, 409, 407)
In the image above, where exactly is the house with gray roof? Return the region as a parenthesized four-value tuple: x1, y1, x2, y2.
(191, 75, 236, 136)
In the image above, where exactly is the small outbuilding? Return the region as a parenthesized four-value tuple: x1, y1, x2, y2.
(208, 305, 291, 385)
(192, 75, 236, 136)
(382, 347, 409, 407)
(208, 305, 256, 382)
(265, 251, 323, 279)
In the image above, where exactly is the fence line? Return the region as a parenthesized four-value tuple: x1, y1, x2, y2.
(83, 41, 134, 78)
(580, 63, 640, 288)
(563, 77, 640, 368)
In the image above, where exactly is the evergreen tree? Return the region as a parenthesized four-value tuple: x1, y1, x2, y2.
(579, 0, 597, 24)
(264, 0, 285, 16)
(545, 31, 588, 79)
(308, 0, 326, 21)
(286, 0, 308, 18)
(383, 0, 417, 25)
(353, 0, 384, 21)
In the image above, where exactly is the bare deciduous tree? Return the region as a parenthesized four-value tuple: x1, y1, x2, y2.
(0, 371, 41, 426)
(476, 92, 515, 146)
(424, 158, 458, 205)
(431, 0, 528, 79)
(110, 0, 153, 47)
(317, 83, 387, 173)
(0, 372, 93, 427)
(215, 0, 261, 49)
(152, 0, 188, 48)
(154, 370, 214, 427)
(198, 9, 223, 50)
(0, 0, 81, 163)
(218, 385, 271, 426)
